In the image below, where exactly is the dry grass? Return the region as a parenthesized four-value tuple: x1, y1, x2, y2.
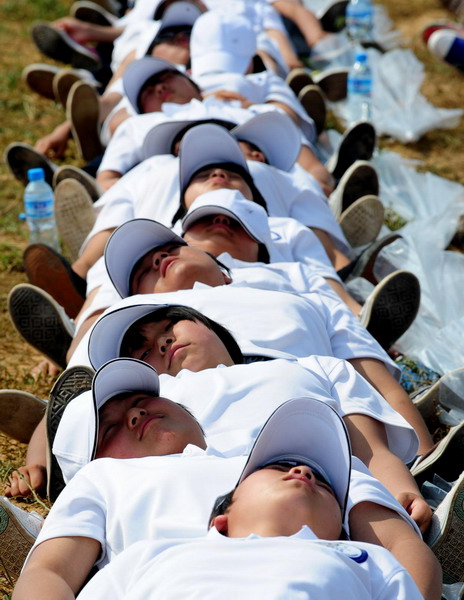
(0, 0, 463, 595)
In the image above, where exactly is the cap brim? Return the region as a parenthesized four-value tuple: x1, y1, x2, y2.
(123, 57, 182, 113)
(88, 303, 172, 370)
(182, 204, 261, 243)
(239, 397, 351, 517)
(159, 1, 202, 29)
(105, 219, 186, 298)
(179, 123, 249, 192)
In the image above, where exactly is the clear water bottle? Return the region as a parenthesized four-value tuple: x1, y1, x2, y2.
(345, 0, 374, 42)
(347, 51, 372, 124)
(23, 168, 60, 251)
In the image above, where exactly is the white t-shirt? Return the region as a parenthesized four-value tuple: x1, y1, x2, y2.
(30, 451, 419, 571)
(78, 526, 423, 599)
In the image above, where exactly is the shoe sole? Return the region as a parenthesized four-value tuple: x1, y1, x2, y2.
(4, 143, 55, 186)
(67, 81, 103, 162)
(328, 122, 377, 180)
(314, 69, 348, 101)
(53, 70, 82, 107)
(22, 64, 58, 100)
(285, 68, 314, 96)
(412, 421, 464, 487)
(0, 502, 37, 581)
(8, 284, 74, 369)
(427, 475, 464, 584)
(53, 165, 101, 202)
(339, 194, 384, 248)
(72, 4, 115, 26)
(362, 270, 421, 350)
(318, 0, 349, 33)
(23, 243, 85, 319)
(54, 179, 96, 262)
(46, 365, 94, 502)
(411, 366, 464, 421)
(298, 84, 326, 135)
(346, 233, 402, 284)
(31, 21, 100, 70)
(0, 390, 47, 443)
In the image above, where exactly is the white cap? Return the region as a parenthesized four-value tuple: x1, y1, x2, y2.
(105, 219, 186, 298)
(53, 359, 160, 483)
(156, 1, 202, 30)
(142, 117, 237, 160)
(88, 304, 174, 370)
(191, 11, 257, 78)
(179, 123, 249, 192)
(238, 397, 351, 517)
(123, 56, 187, 113)
(181, 189, 275, 257)
(231, 112, 301, 172)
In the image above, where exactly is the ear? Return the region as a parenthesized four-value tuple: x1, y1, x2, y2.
(221, 272, 233, 285)
(211, 514, 229, 533)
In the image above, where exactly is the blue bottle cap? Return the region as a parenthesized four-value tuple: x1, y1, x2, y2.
(27, 168, 45, 182)
(355, 52, 368, 62)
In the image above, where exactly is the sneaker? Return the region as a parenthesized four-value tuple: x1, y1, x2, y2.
(23, 243, 86, 319)
(53, 165, 102, 202)
(427, 29, 464, 71)
(54, 179, 96, 262)
(285, 68, 314, 96)
(70, 0, 117, 26)
(326, 121, 377, 181)
(358, 270, 421, 350)
(317, 0, 349, 33)
(0, 497, 44, 581)
(411, 366, 464, 422)
(329, 159, 379, 218)
(425, 472, 464, 583)
(422, 19, 464, 44)
(411, 421, 464, 487)
(8, 283, 75, 369)
(0, 390, 47, 444)
(297, 84, 327, 135)
(21, 63, 60, 100)
(313, 67, 349, 101)
(4, 142, 56, 187)
(30, 21, 101, 70)
(345, 232, 402, 284)
(89, 0, 122, 15)
(46, 365, 94, 502)
(339, 194, 384, 248)
(66, 81, 103, 161)
(52, 67, 98, 108)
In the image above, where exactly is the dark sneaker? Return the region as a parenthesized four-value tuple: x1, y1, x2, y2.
(313, 67, 349, 101)
(329, 159, 379, 218)
(317, 0, 349, 33)
(46, 365, 94, 503)
(66, 81, 103, 161)
(4, 142, 56, 186)
(297, 84, 327, 135)
(358, 270, 421, 350)
(70, 0, 117, 26)
(0, 390, 47, 444)
(327, 121, 376, 181)
(21, 63, 60, 100)
(8, 283, 75, 369)
(0, 497, 43, 581)
(345, 233, 402, 284)
(285, 67, 314, 96)
(23, 243, 86, 319)
(53, 165, 101, 203)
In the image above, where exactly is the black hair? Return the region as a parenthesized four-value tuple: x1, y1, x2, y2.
(252, 54, 266, 73)
(136, 68, 201, 113)
(208, 489, 235, 527)
(119, 305, 244, 366)
(257, 243, 270, 264)
(172, 162, 268, 225)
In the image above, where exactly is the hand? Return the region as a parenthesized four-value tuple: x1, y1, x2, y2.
(35, 121, 72, 158)
(31, 359, 61, 380)
(397, 491, 433, 533)
(53, 17, 96, 44)
(4, 465, 47, 497)
(204, 89, 252, 108)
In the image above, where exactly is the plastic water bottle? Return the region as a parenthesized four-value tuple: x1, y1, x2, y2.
(347, 51, 372, 124)
(23, 168, 60, 251)
(345, 0, 374, 42)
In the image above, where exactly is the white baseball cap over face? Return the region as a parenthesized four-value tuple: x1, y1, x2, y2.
(191, 11, 257, 78)
(53, 358, 161, 483)
(238, 397, 351, 518)
(231, 112, 301, 172)
(155, 0, 203, 29)
(105, 219, 186, 298)
(123, 56, 189, 113)
(88, 304, 174, 370)
(179, 123, 249, 193)
(181, 189, 274, 255)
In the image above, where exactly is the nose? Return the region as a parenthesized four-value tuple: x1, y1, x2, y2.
(158, 335, 174, 355)
(212, 214, 231, 226)
(126, 406, 148, 430)
(289, 465, 312, 479)
(152, 250, 170, 269)
(209, 168, 228, 180)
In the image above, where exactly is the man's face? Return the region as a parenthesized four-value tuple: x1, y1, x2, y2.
(95, 392, 206, 459)
(124, 318, 235, 375)
(223, 462, 342, 539)
(238, 140, 267, 164)
(183, 214, 259, 262)
(139, 71, 201, 113)
(130, 242, 229, 295)
(183, 167, 254, 209)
